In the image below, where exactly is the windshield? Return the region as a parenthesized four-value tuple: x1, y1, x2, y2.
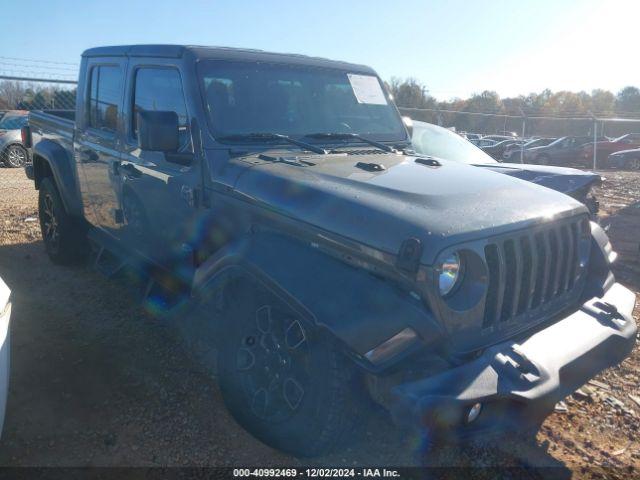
(0, 115, 27, 130)
(614, 133, 640, 142)
(547, 137, 567, 147)
(198, 60, 407, 143)
(411, 121, 497, 164)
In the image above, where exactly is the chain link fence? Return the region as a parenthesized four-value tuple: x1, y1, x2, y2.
(0, 75, 77, 167)
(399, 106, 640, 169)
(1, 73, 640, 170)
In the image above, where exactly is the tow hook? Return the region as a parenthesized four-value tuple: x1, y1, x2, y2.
(584, 301, 626, 329)
(493, 344, 540, 383)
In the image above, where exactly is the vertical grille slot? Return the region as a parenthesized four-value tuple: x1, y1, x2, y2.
(501, 240, 517, 322)
(552, 228, 566, 296)
(567, 222, 579, 290)
(532, 232, 548, 309)
(483, 244, 500, 327)
(544, 231, 558, 301)
(517, 236, 532, 315)
(559, 225, 572, 294)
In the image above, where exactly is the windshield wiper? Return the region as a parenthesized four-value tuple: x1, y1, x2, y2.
(304, 133, 398, 153)
(217, 132, 328, 155)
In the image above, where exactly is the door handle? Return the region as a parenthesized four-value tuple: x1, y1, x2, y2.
(120, 162, 142, 178)
(79, 149, 99, 163)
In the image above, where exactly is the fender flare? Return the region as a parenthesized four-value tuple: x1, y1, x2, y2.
(32, 139, 83, 217)
(191, 231, 443, 360)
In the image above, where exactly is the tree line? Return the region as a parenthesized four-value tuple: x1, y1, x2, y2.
(0, 81, 76, 111)
(2, 77, 640, 137)
(387, 78, 640, 137)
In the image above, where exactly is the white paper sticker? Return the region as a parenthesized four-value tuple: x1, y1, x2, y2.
(347, 74, 388, 105)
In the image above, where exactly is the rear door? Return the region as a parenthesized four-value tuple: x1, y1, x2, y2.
(76, 58, 127, 236)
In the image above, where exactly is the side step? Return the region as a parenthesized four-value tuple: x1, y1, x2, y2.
(93, 245, 127, 278)
(87, 229, 194, 317)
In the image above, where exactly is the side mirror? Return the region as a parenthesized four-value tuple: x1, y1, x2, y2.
(137, 110, 179, 152)
(402, 116, 414, 138)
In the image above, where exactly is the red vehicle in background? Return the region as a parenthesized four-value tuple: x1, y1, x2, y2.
(581, 133, 640, 165)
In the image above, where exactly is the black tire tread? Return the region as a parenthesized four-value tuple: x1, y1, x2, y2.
(217, 280, 362, 457)
(38, 177, 88, 265)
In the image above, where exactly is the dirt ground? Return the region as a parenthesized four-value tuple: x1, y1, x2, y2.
(0, 167, 638, 476)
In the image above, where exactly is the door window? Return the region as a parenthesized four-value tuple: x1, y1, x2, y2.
(132, 68, 191, 152)
(88, 65, 122, 132)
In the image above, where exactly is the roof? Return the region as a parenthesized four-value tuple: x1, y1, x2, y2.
(81, 44, 373, 72)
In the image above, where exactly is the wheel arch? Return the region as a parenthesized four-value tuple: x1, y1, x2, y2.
(31, 140, 83, 217)
(191, 231, 442, 365)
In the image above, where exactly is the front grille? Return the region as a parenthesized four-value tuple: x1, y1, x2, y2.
(482, 217, 587, 328)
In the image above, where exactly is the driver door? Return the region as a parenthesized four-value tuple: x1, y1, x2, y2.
(119, 61, 198, 264)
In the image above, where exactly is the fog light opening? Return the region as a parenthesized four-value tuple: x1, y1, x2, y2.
(467, 403, 482, 424)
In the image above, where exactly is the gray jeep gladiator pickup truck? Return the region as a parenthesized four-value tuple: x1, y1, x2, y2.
(23, 45, 636, 457)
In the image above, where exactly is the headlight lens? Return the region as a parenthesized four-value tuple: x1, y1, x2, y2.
(438, 252, 462, 296)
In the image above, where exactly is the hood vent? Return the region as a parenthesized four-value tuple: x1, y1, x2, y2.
(331, 149, 388, 156)
(355, 161, 386, 172)
(415, 157, 442, 167)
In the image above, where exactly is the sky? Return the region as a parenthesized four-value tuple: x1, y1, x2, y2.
(0, 0, 638, 100)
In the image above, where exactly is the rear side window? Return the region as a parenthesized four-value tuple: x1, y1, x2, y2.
(132, 68, 191, 151)
(88, 65, 122, 132)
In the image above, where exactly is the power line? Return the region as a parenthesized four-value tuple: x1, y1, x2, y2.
(0, 69, 76, 80)
(0, 74, 77, 85)
(0, 55, 78, 66)
(0, 60, 78, 72)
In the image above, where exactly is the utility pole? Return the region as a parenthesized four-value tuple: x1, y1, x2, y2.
(589, 111, 597, 170)
(519, 108, 526, 164)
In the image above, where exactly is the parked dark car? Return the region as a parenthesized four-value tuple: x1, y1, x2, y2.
(502, 138, 556, 162)
(481, 139, 525, 160)
(524, 136, 606, 166)
(411, 121, 601, 216)
(463, 133, 481, 141)
(24, 45, 635, 457)
(605, 147, 640, 170)
(471, 137, 497, 147)
(0, 111, 30, 168)
(481, 134, 515, 142)
(579, 133, 640, 164)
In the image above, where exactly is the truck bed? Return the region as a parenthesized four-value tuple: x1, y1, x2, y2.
(29, 110, 75, 141)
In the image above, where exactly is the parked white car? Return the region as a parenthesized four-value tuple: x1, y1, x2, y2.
(0, 276, 10, 435)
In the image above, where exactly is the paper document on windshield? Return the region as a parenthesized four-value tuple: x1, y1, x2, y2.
(347, 74, 388, 105)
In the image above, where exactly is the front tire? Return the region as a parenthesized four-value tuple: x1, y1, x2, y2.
(217, 282, 361, 457)
(38, 177, 88, 265)
(3, 145, 28, 168)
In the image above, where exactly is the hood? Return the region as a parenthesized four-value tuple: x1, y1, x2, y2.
(610, 148, 640, 156)
(227, 151, 587, 266)
(473, 162, 601, 194)
(525, 145, 549, 153)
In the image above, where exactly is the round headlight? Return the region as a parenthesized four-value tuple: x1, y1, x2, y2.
(438, 252, 462, 296)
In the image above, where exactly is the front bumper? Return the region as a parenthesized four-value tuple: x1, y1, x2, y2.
(390, 282, 637, 437)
